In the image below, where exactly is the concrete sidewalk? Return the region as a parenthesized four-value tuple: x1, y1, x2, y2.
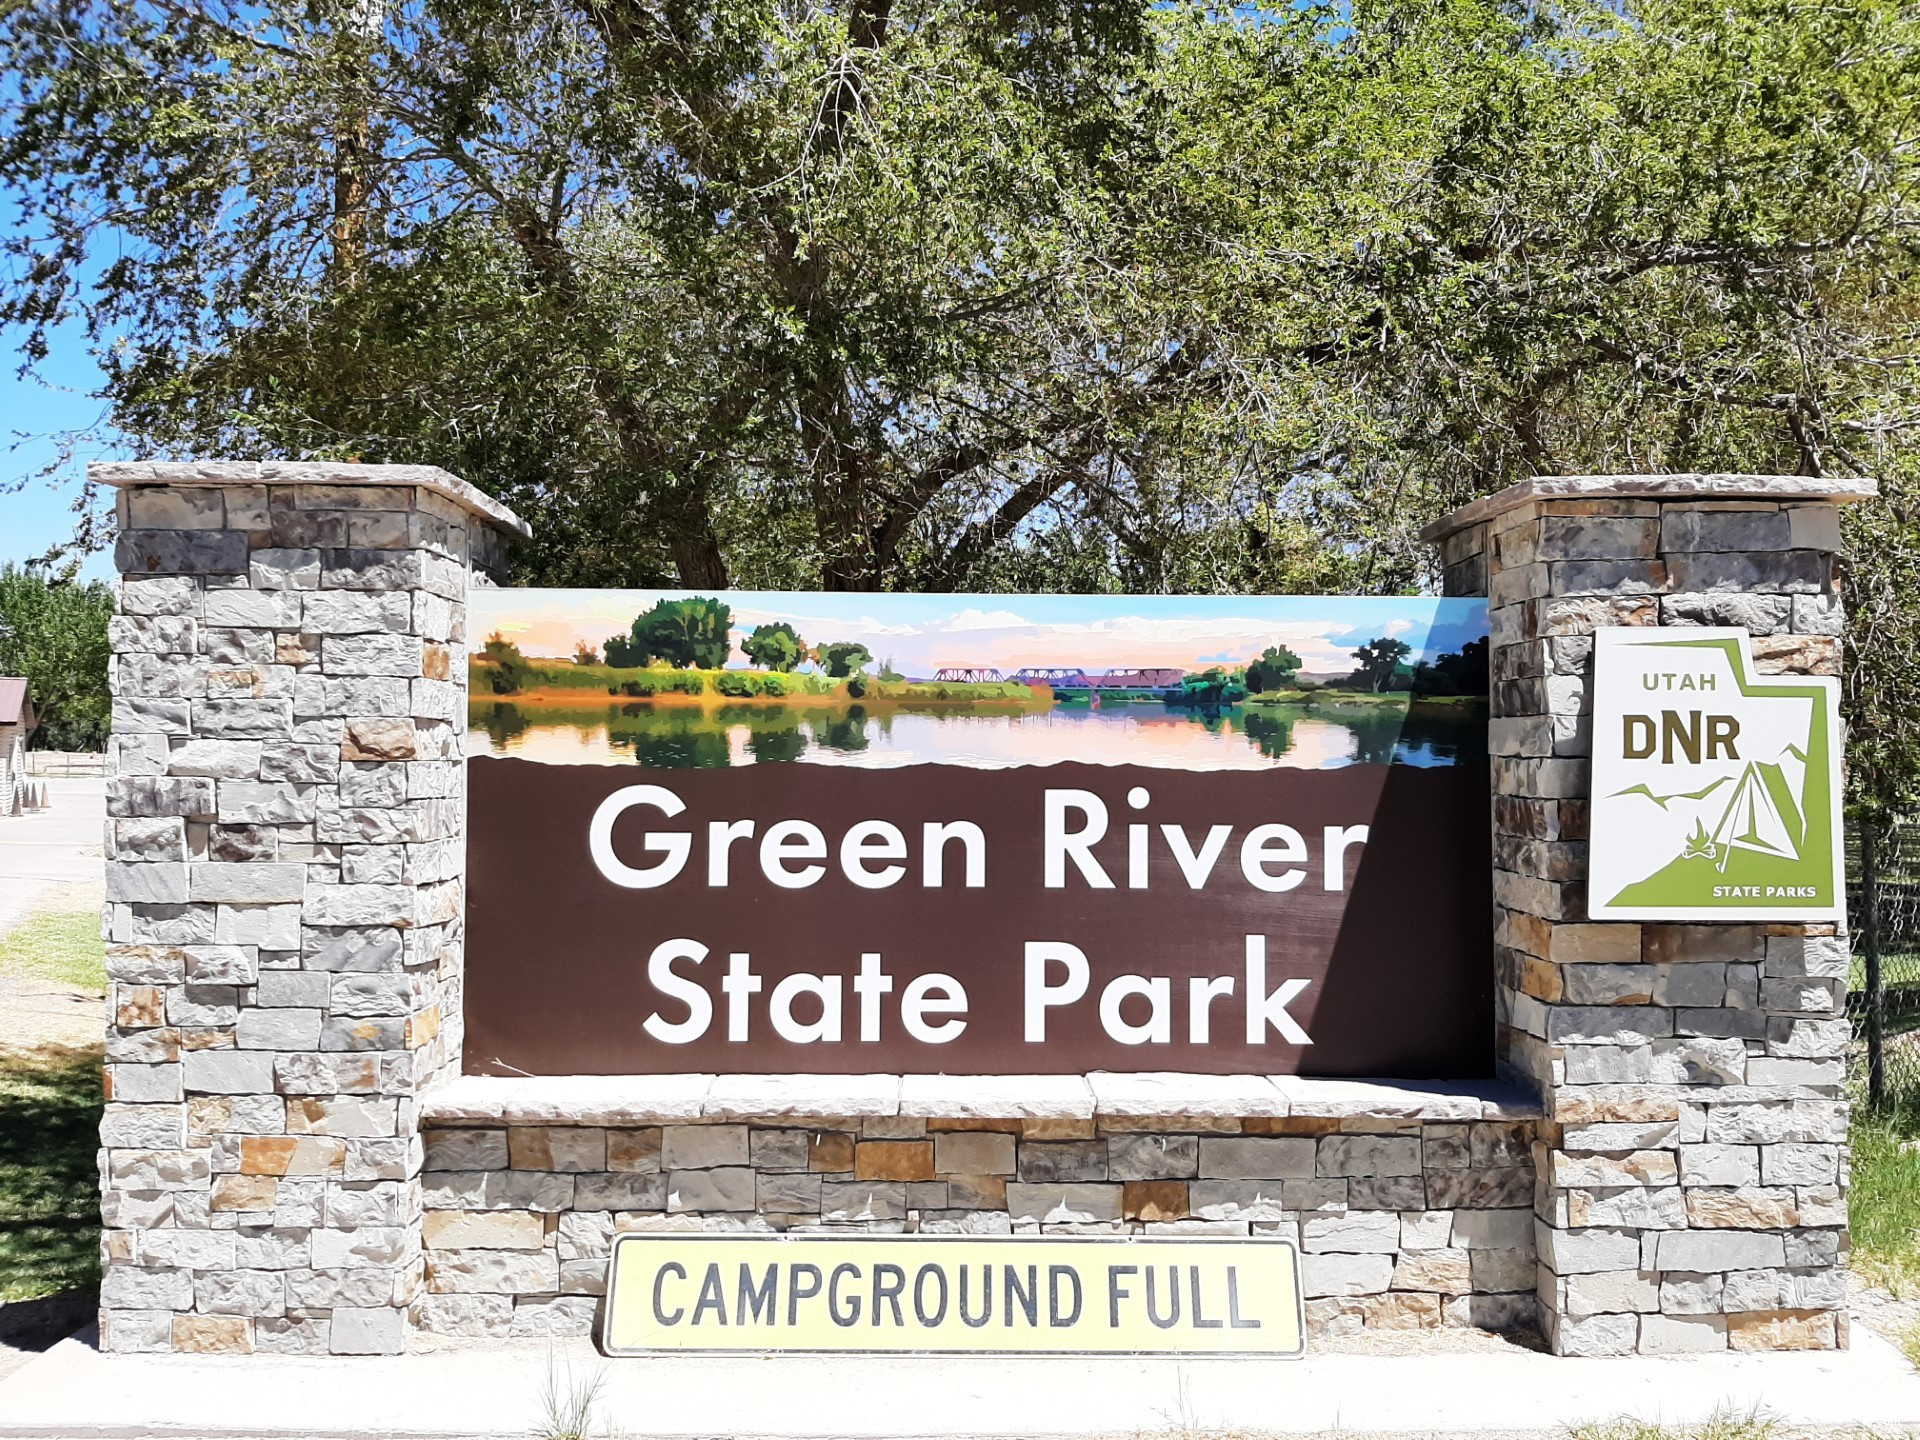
(2, 1326, 1918, 1439)
(0, 776, 104, 935)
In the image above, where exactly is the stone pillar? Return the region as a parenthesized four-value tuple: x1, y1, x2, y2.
(1424, 474, 1872, 1356)
(95, 462, 526, 1355)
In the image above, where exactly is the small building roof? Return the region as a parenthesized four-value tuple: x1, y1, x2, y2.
(0, 678, 35, 730)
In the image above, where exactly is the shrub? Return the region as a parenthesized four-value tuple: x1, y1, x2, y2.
(819, 641, 873, 678)
(482, 634, 533, 695)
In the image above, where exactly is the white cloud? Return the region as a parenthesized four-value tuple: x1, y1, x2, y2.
(731, 606, 919, 638)
(937, 608, 1032, 632)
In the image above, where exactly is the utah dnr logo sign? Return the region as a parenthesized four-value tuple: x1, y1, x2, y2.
(1589, 627, 1844, 922)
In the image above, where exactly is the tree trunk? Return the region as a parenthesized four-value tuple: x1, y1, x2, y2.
(661, 493, 729, 587)
(330, 5, 383, 286)
(671, 532, 730, 588)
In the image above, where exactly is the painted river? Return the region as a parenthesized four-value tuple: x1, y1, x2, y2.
(467, 698, 1484, 771)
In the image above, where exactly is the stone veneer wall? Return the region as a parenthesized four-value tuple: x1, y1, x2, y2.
(1428, 474, 1869, 1356)
(95, 462, 523, 1355)
(97, 461, 1864, 1360)
(413, 1096, 1540, 1341)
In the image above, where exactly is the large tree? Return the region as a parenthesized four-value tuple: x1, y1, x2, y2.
(10, 0, 1913, 589)
(0, 564, 113, 751)
(6, 0, 1920, 799)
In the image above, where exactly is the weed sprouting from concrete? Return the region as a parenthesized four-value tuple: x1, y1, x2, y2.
(1570, 1403, 1780, 1440)
(534, 1355, 607, 1440)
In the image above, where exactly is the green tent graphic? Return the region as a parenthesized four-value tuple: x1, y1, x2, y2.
(1700, 754, 1806, 871)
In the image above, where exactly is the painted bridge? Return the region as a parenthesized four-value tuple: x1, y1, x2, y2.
(930, 666, 1187, 689)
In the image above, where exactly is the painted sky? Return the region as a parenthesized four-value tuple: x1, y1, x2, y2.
(470, 591, 1488, 676)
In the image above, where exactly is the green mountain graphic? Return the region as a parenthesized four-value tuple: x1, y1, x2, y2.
(1609, 777, 1732, 810)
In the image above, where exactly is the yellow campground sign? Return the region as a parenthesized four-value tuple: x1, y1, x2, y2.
(602, 1233, 1304, 1357)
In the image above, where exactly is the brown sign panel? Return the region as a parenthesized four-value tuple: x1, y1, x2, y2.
(463, 591, 1490, 1076)
(465, 754, 1491, 1076)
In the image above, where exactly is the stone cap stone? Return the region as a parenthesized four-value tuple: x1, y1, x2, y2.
(421, 1073, 1543, 1126)
(1418, 473, 1878, 545)
(89, 460, 533, 539)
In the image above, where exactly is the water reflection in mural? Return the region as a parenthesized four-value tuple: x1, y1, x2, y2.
(471, 696, 1481, 770)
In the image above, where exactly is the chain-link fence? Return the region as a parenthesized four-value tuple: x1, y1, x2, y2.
(1848, 822, 1920, 1110)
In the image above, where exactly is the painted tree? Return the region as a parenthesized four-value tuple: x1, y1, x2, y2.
(630, 597, 734, 669)
(1246, 644, 1304, 694)
(479, 633, 532, 695)
(817, 642, 873, 679)
(1351, 637, 1412, 693)
(741, 622, 806, 673)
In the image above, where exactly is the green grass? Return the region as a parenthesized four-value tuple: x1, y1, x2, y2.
(1246, 688, 1486, 710)
(0, 909, 106, 992)
(1853, 1106, 1920, 1297)
(0, 908, 108, 1302)
(0, 1045, 103, 1302)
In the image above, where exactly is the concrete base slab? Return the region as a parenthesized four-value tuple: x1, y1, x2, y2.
(2, 1326, 1918, 1439)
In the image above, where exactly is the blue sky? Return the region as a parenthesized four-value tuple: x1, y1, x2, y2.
(474, 590, 1488, 676)
(1, 190, 118, 581)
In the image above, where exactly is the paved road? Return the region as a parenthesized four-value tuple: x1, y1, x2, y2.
(0, 778, 105, 936)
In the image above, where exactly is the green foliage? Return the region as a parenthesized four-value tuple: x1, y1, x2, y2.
(603, 635, 641, 668)
(1411, 638, 1490, 699)
(1351, 637, 1413, 693)
(614, 671, 706, 697)
(1245, 644, 1303, 695)
(630, 598, 734, 670)
(0, 564, 112, 752)
(10, 0, 1920, 797)
(1173, 667, 1248, 707)
(713, 670, 761, 697)
(1845, 498, 1920, 827)
(741, 622, 806, 673)
(481, 634, 533, 695)
(854, 677, 1033, 701)
(818, 641, 873, 678)
(11, 0, 1920, 603)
